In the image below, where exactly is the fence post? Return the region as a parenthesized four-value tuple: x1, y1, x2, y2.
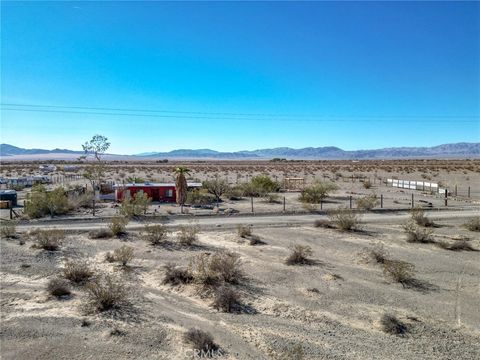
(444, 189, 448, 206)
(320, 199, 323, 210)
(468, 186, 470, 198)
(380, 194, 383, 208)
(92, 199, 96, 216)
(251, 197, 254, 213)
(10, 207, 13, 220)
(455, 185, 457, 197)
(411, 193, 414, 208)
(349, 195, 352, 209)
(283, 196, 286, 212)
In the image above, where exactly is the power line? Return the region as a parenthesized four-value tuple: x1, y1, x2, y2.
(1, 102, 478, 120)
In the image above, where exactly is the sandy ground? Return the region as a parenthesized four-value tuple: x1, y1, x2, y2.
(1, 210, 479, 359)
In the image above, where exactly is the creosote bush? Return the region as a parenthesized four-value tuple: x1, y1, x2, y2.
(286, 244, 314, 265)
(108, 216, 129, 236)
(0, 220, 17, 238)
(63, 260, 94, 284)
(403, 221, 434, 243)
(380, 314, 408, 336)
(236, 224, 252, 238)
(368, 242, 389, 264)
(24, 185, 70, 218)
(47, 278, 71, 297)
(34, 229, 65, 251)
(327, 208, 362, 231)
(212, 286, 241, 313)
(202, 178, 231, 202)
(85, 274, 129, 312)
(178, 223, 200, 246)
(356, 194, 378, 211)
(464, 217, 480, 232)
(436, 240, 477, 252)
(299, 181, 338, 204)
(143, 224, 169, 245)
(113, 245, 134, 266)
(88, 228, 113, 239)
(120, 192, 151, 216)
(186, 189, 216, 205)
(383, 259, 415, 287)
(183, 328, 218, 353)
(163, 263, 193, 285)
(313, 219, 334, 229)
(410, 207, 434, 227)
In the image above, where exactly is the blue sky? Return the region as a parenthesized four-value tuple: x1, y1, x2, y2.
(1, 1, 479, 154)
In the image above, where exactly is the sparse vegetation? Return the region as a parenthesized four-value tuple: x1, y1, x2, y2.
(108, 215, 129, 236)
(33, 229, 65, 251)
(24, 185, 70, 218)
(464, 217, 480, 232)
(211, 286, 241, 312)
(285, 244, 314, 265)
(410, 207, 434, 227)
(403, 221, 434, 243)
(383, 259, 415, 287)
(88, 228, 114, 239)
(368, 242, 389, 264)
(299, 181, 338, 204)
(327, 208, 362, 231)
(47, 278, 71, 297)
(0, 220, 17, 238)
(177, 222, 200, 245)
(183, 328, 218, 352)
(113, 245, 134, 266)
(63, 260, 94, 284)
(436, 240, 477, 251)
(163, 263, 193, 285)
(143, 224, 169, 245)
(237, 224, 252, 238)
(85, 274, 129, 312)
(120, 192, 151, 216)
(380, 314, 408, 336)
(356, 194, 378, 210)
(313, 219, 334, 228)
(202, 178, 231, 202)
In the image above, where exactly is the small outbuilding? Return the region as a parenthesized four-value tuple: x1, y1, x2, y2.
(114, 182, 202, 203)
(0, 190, 17, 207)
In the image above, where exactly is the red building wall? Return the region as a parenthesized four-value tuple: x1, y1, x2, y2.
(115, 185, 177, 202)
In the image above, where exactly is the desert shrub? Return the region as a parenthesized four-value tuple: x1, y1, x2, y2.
(34, 229, 65, 251)
(313, 219, 334, 228)
(410, 207, 434, 227)
(108, 215, 129, 236)
(383, 259, 415, 286)
(85, 274, 129, 312)
(186, 189, 216, 205)
(237, 224, 252, 238)
(113, 245, 134, 266)
(225, 186, 244, 200)
(355, 194, 379, 211)
(403, 221, 434, 243)
(248, 235, 263, 245)
(177, 223, 200, 246)
(143, 224, 169, 245)
(280, 343, 305, 360)
(263, 193, 281, 203)
(183, 328, 218, 352)
(212, 286, 241, 313)
(163, 263, 193, 285)
(380, 314, 408, 336)
(240, 175, 280, 197)
(63, 260, 94, 284)
(363, 180, 372, 189)
(68, 191, 94, 210)
(285, 244, 314, 265)
(202, 179, 231, 201)
(120, 192, 151, 216)
(88, 228, 114, 239)
(0, 220, 17, 238)
(47, 278, 71, 297)
(368, 242, 389, 264)
(464, 217, 480, 232)
(104, 252, 116, 263)
(189, 251, 243, 289)
(436, 240, 476, 251)
(25, 185, 70, 218)
(299, 181, 338, 204)
(327, 208, 361, 231)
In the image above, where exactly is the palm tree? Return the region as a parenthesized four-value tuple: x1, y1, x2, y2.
(173, 166, 190, 212)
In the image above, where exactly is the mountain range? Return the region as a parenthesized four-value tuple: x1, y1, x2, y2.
(1, 142, 479, 160)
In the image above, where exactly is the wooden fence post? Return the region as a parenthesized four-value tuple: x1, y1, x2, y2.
(444, 189, 448, 206)
(411, 193, 414, 208)
(468, 186, 470, 198)
(380, 194, 383, 208)
(283, 196, 286, 212)
(251, 197, 254, 213)
(349, 196, 352, 209)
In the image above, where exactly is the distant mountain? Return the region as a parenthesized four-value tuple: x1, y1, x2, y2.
(1, 142, 479, 160)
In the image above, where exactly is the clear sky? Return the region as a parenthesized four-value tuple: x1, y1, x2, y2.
(1, 1, 479, 154)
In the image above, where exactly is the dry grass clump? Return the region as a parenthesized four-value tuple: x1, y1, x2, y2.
(383, 259, 415, 287)
(436, 240, 477, 252)
(85, 274, 129, 312)
(327, 208, 362, 231)
(113, 245, 134, 266)
(183, 328, 218, 353)
(0, 220, 17, 239)
(313, 219, 334, 229)
(108, 215, 129, 236)
(33, 229, 65, 251)
(380, 314, 408, 336)
(211, 286, 241, 313)
(403, 221, 434, 243)
(189, 251, 243, 290)
(47, 278, 71, 297)
(143, 224, 169, 245)
(356, 194, 378, 211)
(63, 260, 94, 284)
(162, 263, 193, 285)
(410, 207, 435, 227)
(237, 224, 252, 238)
(464, 217, 480, 232)
(88, 228, 114, 239)
(178, 223, 200, 246)
(368, 242, 389, 264)
(285, 244, 314, 265)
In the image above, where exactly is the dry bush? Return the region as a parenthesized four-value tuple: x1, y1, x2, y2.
(47, 278, 71, 297)
(356, 194, 378, 211)
(88, 228, 113, 239)
(383, 259, 415, 286)
(436, 240, 477, 252)
(177, 223, 199, 246)
(464, 217, 480, 232)
(63, 260, 94, 284)
(34, 229, 65, 251)
(104, 252, 116, 263)
(313, 219, 334, 229)
(410, 207, 434, 227)
(285, 244, 314, 265)
(280, 343, 305, 360)
(211, 286, 241, 312)
(143, 224, 169, 245)
(85, 274, 129, 312)
(163, 263, 193, 285)
(368, 242, 389, 264)
(299, 181, 338, 204)
(362, 180, 372, 189)
(189, 251, 243, 289)
(403, 221, 434, 243)
(113, 245, 134, 266)
(327, 208, 362, 231)
(108, 216, 129, 236)
(0, 220, 17, 238)
(380, 314, 408, 336)
(237, 224, 252, 238)
(183, 328, 218, 352)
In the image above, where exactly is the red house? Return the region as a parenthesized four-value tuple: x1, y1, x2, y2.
(114, 182, 202, 203)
